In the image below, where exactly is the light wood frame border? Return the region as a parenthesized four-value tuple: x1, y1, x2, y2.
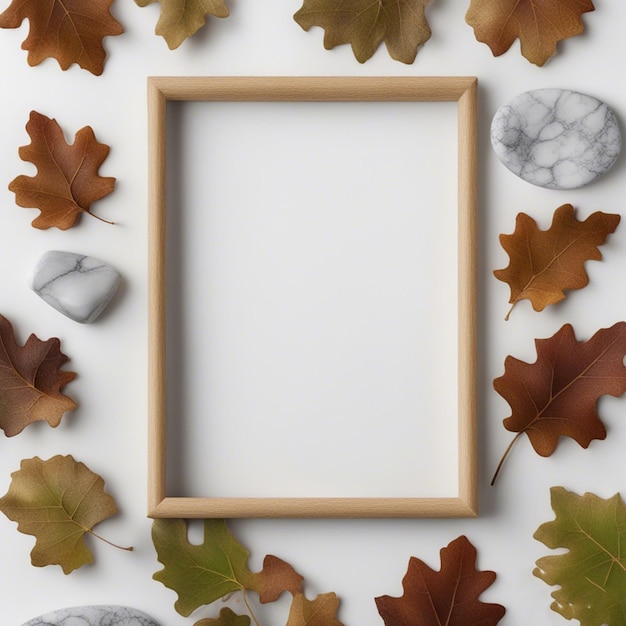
(147, 76, 478, 519)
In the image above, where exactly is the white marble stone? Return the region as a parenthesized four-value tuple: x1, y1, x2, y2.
(491, 88, 621, 189)
(30, 251, 122, 323)
(21, 605, 160, 626)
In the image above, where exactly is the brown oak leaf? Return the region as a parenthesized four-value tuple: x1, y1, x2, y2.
(294, 0, 434, 64)
(286, 592, 343, 626)
(495, 204, 620, 320)
(466, 0, 594, 67)
(257, 555, 304, 603)
(9, 111, 116, 230)
(0, 0, 123, 75)
(0, 313, 76, 436)
(492, 322, 626, 484)
(135, 0, 229, 49)
(375, 535, 505, 625)
(0, 455, 131, 573)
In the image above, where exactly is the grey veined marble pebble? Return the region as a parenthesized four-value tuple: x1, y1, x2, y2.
(491, 88, 621, 189)
(30, 251, 122, 323)
(21, 605, 161, 626)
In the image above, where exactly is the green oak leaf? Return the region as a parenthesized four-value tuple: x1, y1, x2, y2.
(135, 0, 229, 49)
(152, 518, 259, 616)
(0, 455, 130, 574)
(195, 607, 251, 626)
(534, 486, 626, 626)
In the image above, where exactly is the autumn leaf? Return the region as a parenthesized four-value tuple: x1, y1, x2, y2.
(195, 608, 251, 626)
(375, 535, 505, 625)
(9, 111, 116, 230)
(135, 0, 229, 49)
(0, 0, 123, 75)
(534, 487, 626, 626)
(0, 313, 76, 436)
(0, 455, 132, 574)
(152, 518, 260, 616)
(257, 554, 304, 603)
(294, 0, 434, 64)
(466, 0, 595, 67)
(494, 204, 620, 320)
(286, 592, 343, 626)
(492, 322, 626, 484)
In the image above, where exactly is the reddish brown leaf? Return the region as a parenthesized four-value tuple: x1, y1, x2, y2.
(286, 592, 343, 626)
(492, 322, 626, 484)
(466, 0, 595, 66)
(256, 555, 304, 603)
(376, 535, 505, 626)
(9, 111, 116, 230)
(495, 204, 619, 320)
(0, 0, 123, 75)
(0, 314, 76, 436)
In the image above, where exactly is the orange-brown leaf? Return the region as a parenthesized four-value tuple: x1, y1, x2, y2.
(294, 0, 434, 64)
(9, 111, 116, 230)
(466, 0, 595, 67)
(492, 322, 626, 483)
(0, 314, 76, 436)
(0, 0, 123, 75)
(286, 592, 343, 626)
(256, 555, 304, 603)
(494, 204, 619, 320)
(375, 535, 505, 625)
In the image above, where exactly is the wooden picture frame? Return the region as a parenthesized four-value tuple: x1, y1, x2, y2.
(147, 76, 478, 518)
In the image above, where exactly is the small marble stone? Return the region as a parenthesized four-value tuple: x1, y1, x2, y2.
(30, 251, 122, 323)
(491, 88, 621, 189)
(21, 605, 161, 626)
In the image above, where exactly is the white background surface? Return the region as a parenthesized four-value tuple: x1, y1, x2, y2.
(0, 1, 625, 625)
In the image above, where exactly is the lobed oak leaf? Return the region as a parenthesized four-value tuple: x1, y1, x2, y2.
(0, 0, 123, 75)
(492, 322, 626, 484)
(294, 0, 434, 64)
(152, 518, 258, 617)
(286, 592, 343, 626)
(376, 535, 505, 625)
(135, 0, 229, 49)
(0, 455, 131, 574)
(195, 608, 251, 626)
(257, 554, 304, 603)
(495, 204, 620, 320)
(9, 111, 116, 230)
(466, 0, 595, 67)
(0, 313, 76, 436)
(534, 487, 626, 626)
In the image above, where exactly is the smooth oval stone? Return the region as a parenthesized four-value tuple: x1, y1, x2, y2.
(21, 605, 161, 626)
(491, 88, 621, 189)
(30, 251, 122, 323)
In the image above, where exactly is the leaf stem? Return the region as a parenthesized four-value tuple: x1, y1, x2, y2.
(87, 209, 115, 225)
(242, 590, 261, 626)
(87, 529, 133, 552)
(504, 302, 516, 321)
(491, 432, 523, 485)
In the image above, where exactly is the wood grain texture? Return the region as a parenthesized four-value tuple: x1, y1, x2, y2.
(147, 76, 478, 519)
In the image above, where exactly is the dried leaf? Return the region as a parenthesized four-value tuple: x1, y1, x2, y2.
(0, 0, 123, 75)
(286, 592, 343, 626)
(195, 608, 251, 626)
(534, 487, 626, 626)
(495, 204, 619, 320)
(257, 555, 304, 603)
(375, 535, 505, 626)
(466, 0, 595, 67)
(0, 455, 131, 573)
(0, 313, 76, 436)
(152, 518, 261, 616)
(9, 111, 116, 230)
(135, 0, 229, 49)
(492, 322, 626, 484)
(294, 0, 434, 64)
